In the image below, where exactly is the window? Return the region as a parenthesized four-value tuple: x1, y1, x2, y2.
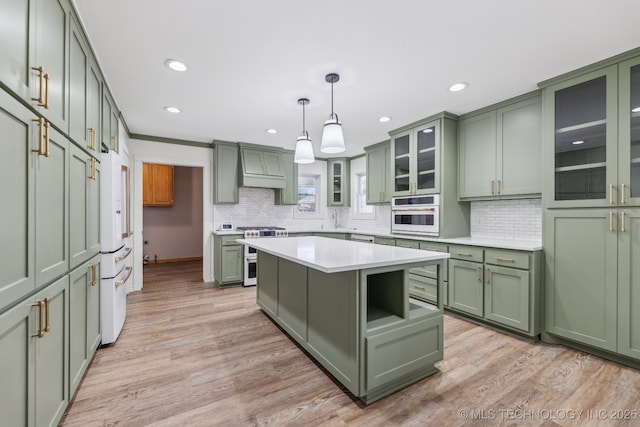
(297, 175, 319, 214)
(355, 173, 374, 218)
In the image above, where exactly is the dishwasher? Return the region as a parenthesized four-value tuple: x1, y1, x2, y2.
(350, 234, 375, 243)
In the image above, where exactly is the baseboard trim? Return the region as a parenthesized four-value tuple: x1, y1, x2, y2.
(147, 256, 203, 265)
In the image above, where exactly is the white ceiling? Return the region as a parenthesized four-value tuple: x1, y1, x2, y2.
(72, 0, 640, 157)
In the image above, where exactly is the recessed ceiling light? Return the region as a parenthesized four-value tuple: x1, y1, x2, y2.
(632, 106, 640, 113)
(448, 82, 469, 92)
(164, 106, 181, 114)
(422, 128, 434, 133)
(378, 116, 391, 123)
(266, 129, 278, 134)
(572, 140, 585, 145)
(164, 59, 187, 72)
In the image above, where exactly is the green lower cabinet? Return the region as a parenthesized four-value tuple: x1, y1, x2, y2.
(408, 274, 438, 305)
(544, 209, 618, 352)
(618, 209, 640, 360)
(448, 259, 484, 317)
(0, 275, 70, 427)
(275, 258, 307, 341)
(373, 237, 395, 246)
(320, 232, 348, 240)
(256, 251, 278, 317)
(69, 255, 101, 399)
(484, 265, 530, 332)
(213, 234, 243, 286)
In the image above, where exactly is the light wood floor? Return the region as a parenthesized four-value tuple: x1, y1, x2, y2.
(60, 261, 640, 426)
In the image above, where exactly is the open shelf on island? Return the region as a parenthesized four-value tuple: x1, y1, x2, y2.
(366, 270, 405, 330)
(409, 297, 439, 320)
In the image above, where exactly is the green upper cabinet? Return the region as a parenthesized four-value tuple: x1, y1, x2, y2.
(239, 144, 286, 189)
(0, 90, 36, 312)
(364, 140, 391, 204)
(0, 0, 69, 130)
(102, 88, 119, 152)
(274, 150, 298, 205)
(458, 92, 542, 199)
(541, 52, 640, 208)
(68, 11, 101, 158)
(390, 120, 439, 196)
(213, 141, 239, 204)
(327, 158, 350, 206)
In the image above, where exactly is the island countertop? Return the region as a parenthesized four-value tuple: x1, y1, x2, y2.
(236, 236, 449, 274)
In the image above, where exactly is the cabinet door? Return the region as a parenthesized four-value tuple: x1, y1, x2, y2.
(544, 66, 618, 208)
(33, 0, 69, 131)
(68, 15, 88, 149)
(618, 57, 640, 207)
(257, 251, 278, 316)
(415, 121, 439, 194)
(69, 261, 90, 397)
(458, 111, 496, 198)
(86, 60, 102, 158)
(101, 90, 112, 149)
(0, 291, 35, 427)
(0, 91, 35, 311)
(142, 163, 153, 205)
(618, 208, 640, 360)
(220, 245, 242, 283)
(544, 209, 617, 351)
(366, 143, 390, 204)
(243, 149, 265, 175)
(34, 275, 69, 427)
(111, 109, 119, 153)
(70, 144, 101, 268)
(328, 160, 343, 205)
(152, 164, 174, 205)
(391, 132, 411, 196)
(485, 265, 530, 332)
(275, 152, 298, 205)
(0, 0, 34, 99)
(448, 259, 483, 317)
(497, 96, 542, 196)
(213, 143, 239, 203)
(35, 126, 69, 287)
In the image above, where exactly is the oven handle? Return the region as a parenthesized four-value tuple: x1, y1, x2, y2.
(391, 207, 436, 212)
(115, 266, 133, 287)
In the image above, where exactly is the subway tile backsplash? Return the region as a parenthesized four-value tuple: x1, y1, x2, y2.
(214, 187, 541, 241)
(470, 198, 542, 240)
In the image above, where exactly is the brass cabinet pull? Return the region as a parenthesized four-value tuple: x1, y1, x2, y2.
(31, 66, 46, 106)
(424, 247, 440, 252)
(494, 256, 515, 263)
(413, 284, 426, 290)
(456, 252, 473, 257)
(609, 211, 614, 232)
(621, 211, 626, 232)
(44, 121, 50, 157)
(497, 180, 501, 195)
(476, 266, 482, 282)
(32, 118, 45, 155)
(609, 184, 614, 205)
(43, 73, 50, 109)
(44, 297, 50, 332)
(90, 263, 97, 286)
(88, 128, 96, 150)
(486, 266, 491, 284)
(88, 158, 96, 180)
(31, 300, 45, 338)
(621, 184, 626, 204)
(491, 180, 495, 195)
(115, 247, 132, 262)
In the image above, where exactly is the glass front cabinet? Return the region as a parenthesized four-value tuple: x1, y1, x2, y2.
(390, 120, 439, 196)
(543, 56, 640, 208)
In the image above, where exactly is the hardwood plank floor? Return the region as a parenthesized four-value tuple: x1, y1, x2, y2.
(60, 261, 640, 426)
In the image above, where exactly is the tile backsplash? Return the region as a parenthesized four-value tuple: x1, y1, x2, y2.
(214, 187, 541, 241)
(470, 198, 542, 240)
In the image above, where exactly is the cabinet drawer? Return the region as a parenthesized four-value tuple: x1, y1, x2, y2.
(395, 239, 420, 249)
(419, 241, 448, 253)
(485, 248, 529, 270)
(374, 237, 395, 246)
(449, 245, 483, 262)
(220, 235, 241, 246)
(409, 274, 437, 304)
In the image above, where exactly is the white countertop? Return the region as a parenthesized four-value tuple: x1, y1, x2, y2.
(214, 229, 542, 251)
(236, 236, 449, 274)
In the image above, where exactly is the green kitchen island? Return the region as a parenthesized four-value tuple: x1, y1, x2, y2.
(236, 236, 449, 404)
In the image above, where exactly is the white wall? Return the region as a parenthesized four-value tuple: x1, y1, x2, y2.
(128, 139, 213, 290)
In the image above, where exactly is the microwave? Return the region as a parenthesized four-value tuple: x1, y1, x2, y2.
(391, 195, 440, 236)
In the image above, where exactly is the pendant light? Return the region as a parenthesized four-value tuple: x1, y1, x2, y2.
(294, 98, 315, 164)
(320, 73, 346, 154)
